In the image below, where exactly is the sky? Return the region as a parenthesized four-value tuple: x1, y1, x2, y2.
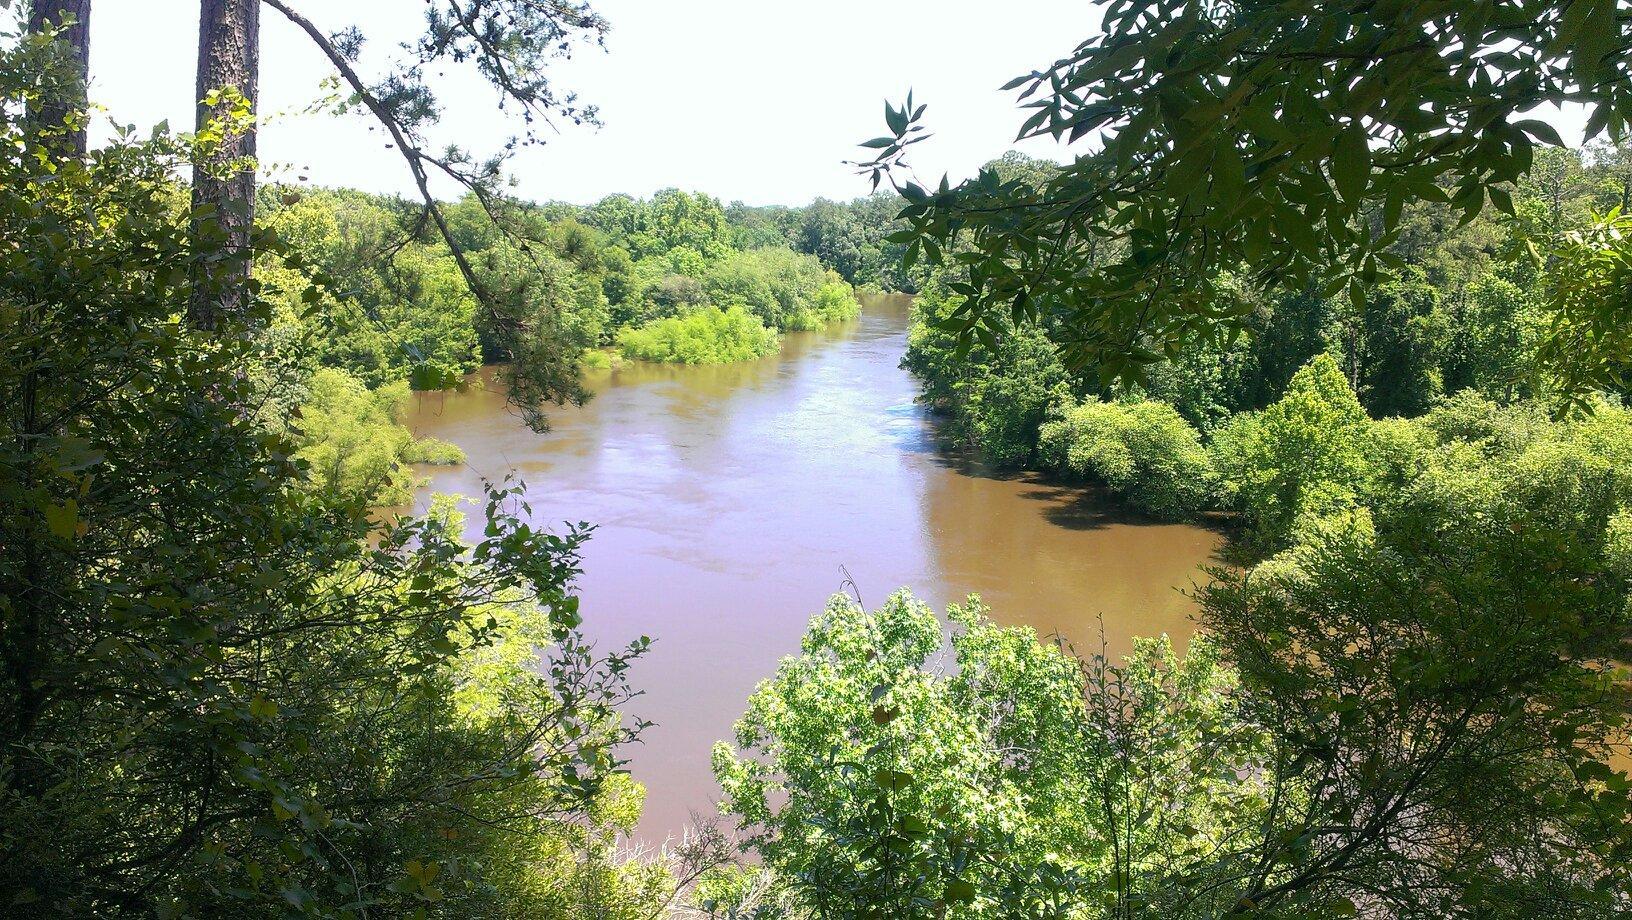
(78, 2, 1590, 208)
(81, 0, 1105, 207)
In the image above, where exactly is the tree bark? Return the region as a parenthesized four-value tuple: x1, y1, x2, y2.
(27, 1, 93, 158)
(188, 0, 259, 331)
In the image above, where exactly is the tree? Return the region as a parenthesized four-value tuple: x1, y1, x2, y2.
(715, 591, 1271, 919)
(1210, 354, 1374, 550)
(189, 0, 259, 330)
(24, 0, 89, 156)
(0, 47, 655, 914)
(858, 0, 1630, 386)
(1355, 267, 1448, 418)
(262, 0, 610, 428)
(1536, 210, 1632, 408)
(1195, 447, 1632, 916)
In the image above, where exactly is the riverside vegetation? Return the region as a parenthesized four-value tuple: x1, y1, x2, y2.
(5, 1, 1632, 918)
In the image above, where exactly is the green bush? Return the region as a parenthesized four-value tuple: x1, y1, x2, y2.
(294, 368, 417, 504)
(617, 305, 780, 364)
(1209, 354, 1375, 550)
(402, 435, 467, 465)
(293, 368, 468, 503)
(1038, 398, 1215, 519)
(714, 591, 1267, 918)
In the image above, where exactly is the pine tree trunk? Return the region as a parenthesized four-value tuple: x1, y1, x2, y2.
(27, 1, 92, 158)
(188, 0, 260, 331)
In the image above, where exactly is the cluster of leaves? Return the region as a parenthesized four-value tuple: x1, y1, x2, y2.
(1537, 209, 1632, 409)
(859, 0, 1632, 388)
(0, 43, 667, 915)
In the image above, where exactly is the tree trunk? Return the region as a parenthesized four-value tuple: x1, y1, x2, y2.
(27, 1, 93, 158)
(188, 0, 259, 331)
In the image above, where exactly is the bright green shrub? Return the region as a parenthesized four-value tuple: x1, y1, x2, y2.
(714, 591, 1268, 918)
(617, 306, 780, 364)
(293, 369, 467, 503)
(402, 436, 466, 465)
(813, 279, 862, 322)
(295, 369, 417, 504)
(579, 347, 615, 370)
(1209, 354, 1375, 550)
(1038, 398, 1215, 519)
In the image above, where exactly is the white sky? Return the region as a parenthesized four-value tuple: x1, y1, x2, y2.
(81, 0, 1101, 206)
(77, 1, 1590, 208)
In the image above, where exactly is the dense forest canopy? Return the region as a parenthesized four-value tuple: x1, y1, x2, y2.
(3, 0, 1632, 917)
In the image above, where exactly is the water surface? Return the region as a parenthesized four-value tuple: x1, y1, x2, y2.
(403, 294, 1223, 840)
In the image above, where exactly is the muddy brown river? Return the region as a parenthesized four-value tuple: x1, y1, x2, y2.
(401, 293, 1224, 841)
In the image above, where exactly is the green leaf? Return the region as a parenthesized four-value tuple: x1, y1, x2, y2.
(885, 101, 908, 136)
(1332, 124, 1370, 202)
(1515, 119, 1566, 148)
(43, 500, 78, 540)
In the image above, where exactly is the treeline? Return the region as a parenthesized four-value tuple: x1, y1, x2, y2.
(905, 147, 1632, 483)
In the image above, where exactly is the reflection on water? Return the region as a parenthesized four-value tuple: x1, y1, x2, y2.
(401, 293, 1224, 841)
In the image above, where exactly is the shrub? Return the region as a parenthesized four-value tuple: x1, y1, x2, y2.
(1038, 398, 1215, 519)
(294, 368, 418, 504)
(1209, 354, 1375, 550)
(617, 305, 780, 364)
(402, 436, 466, 465)
(903, 281, 1072, 467)
(714, 591, 1268, 918)
(579, 347, 615, 370)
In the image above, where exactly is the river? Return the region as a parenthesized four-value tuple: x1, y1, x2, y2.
(401, 293, 1224, 842)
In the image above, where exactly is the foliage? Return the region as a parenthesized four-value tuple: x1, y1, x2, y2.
(402, 435, 467, 466)
(858, 0, 1629, 387)
(588, 189, 732, 261)
(0, 52, 660, 915)
(699, 246, 859, 332)
(618, 306, 780, 364)
(1353, 267, 1448, 418)
(902, 276, 1071, 467)
(1195, 481, 1632, 916)
(292, 369, 417, 504)
(1537, 210, 1632, 409)
(1210, 355, 1374, 551)
(1038, 398, 1215, 519)
(714, 591, 1270, 919)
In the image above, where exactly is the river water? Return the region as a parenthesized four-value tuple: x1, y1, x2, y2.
(401, 293, 1223, 841)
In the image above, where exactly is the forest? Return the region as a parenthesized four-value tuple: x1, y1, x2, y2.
(3, 1, 1631, 918)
